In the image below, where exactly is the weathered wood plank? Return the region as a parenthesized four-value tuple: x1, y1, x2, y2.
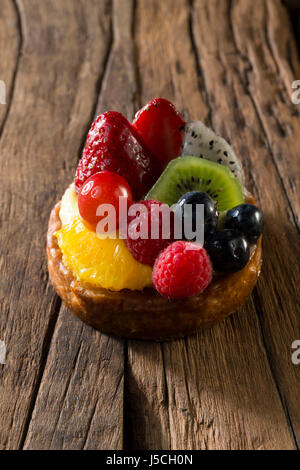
(125, 341, 171, 449)
(96, 0, 139, 118)
(162, 304, 295, 450)
(1, 0, 298, 451)
(23, 0, 137, 450)
(192, 0, 300, 444)
(230, 0, 300, 443)
(233, 0, 300, 226)
(0, 0, 20, 131)
(125, 0, 298, 450)
(133, 0, 207, 120)
(0, 0, 113, 449)
(24, 310, 124, 450)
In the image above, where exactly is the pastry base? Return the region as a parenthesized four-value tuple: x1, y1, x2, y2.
(47, 202, 262, 341)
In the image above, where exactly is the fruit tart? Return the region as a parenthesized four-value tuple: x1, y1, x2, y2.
(47, 98, 263, 340)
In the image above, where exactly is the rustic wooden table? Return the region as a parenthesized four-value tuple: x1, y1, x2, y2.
(0, 0, 299, 451)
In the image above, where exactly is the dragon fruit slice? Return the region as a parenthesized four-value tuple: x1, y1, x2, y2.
(182, 121, 244, 186)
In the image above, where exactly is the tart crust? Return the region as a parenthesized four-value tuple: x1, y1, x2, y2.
(47, 201, 262, 341)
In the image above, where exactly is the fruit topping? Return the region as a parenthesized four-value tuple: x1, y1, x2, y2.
(182, 121, 244, 185)
(224, 203, 264, 244)
(55, 217, 153, 291)
(146, 156, 244, 212)
(63, 100, 261, 295)
(59, 183, 80, 226)
(126, 199, 174, 266)
(75, 111, 161, 199)
(152, 241, 213, 299)
(175, 191, 218, 241)
(216, 210, 227, 230)
(132, 98, 185, 168)
(205, 229, 250, 272)
(78, 171, 133, 232)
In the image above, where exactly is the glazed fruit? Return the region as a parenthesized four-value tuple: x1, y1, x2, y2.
(182, 121, 244, 185)
(55, 217, 153, 291)
(152, 241, 213, 299)
(176, 191, 218, 241)
(205, 229, 250, 272)
(225, 203, 264, 244)
(75, 111, 161, 199)
(78, 171, 133, 231)
(133, 98, 185, 167)
(59, 183, 80, 226)
(146, 156, 244, 211)
(126, 199, 174, 266)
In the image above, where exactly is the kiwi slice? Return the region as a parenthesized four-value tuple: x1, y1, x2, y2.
(146, 156, 244, 211)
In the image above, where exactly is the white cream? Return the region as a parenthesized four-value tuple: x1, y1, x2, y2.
(59, 183, 80, 226)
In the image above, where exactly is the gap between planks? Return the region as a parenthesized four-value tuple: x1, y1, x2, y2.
(20, 0, 116, 450)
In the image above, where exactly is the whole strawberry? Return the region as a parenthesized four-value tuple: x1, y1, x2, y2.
(126, 199, 175, 266)
(75, 111, 161, 199)
(153, 241, 213, 299)
(133, 98, 185, 168)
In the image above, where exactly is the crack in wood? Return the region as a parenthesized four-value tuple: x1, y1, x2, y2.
(284, 1, 300, 58)
(228, 0, 300, 446)
(19, 295, 61, 449)
(48, 339, 84, 448)
(228, 0, 300, 236)
(188, 0, 213, 125)
(0, 0, 120, 450)
(76, 0, 114, 161)
(252, 289, 299, 449)
(82, 400, 98, 450)
(123, 340, 129, 450)
(131, 0, 142, 110)
(21, 1, 125, 451)
(9, 0, 112, 448)
(0, 0, 64, 449)
(160, 343, 171, 449)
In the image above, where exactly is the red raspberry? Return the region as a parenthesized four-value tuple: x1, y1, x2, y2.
(152, 241, 213, 299)
(125, 200, 174, 266)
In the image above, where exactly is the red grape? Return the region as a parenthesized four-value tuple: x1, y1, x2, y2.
(78, 171, 133, 231)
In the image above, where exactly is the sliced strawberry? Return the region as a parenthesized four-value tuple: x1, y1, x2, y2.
(75, 111, 161, 199)
(132, 98, 185, 168)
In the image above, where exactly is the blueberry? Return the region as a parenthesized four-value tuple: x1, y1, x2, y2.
(205, 229, 250, 272)
(225, 203, 264, 244)
(176, 191, 218, 241)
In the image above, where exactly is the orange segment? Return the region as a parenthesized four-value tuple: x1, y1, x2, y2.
(55, 217, 153, 291)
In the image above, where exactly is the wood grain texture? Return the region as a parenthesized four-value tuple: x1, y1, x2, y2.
(24, 311, 124, 450)
(23, 0, 133, 451)
(0, 1, 20, 132)
(97, 0, 139, 119)
(0, 0, 118, 450)
(125, 0, 299, 450)
(0, 0, 299, 450)
(190, 0, 300, 446)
